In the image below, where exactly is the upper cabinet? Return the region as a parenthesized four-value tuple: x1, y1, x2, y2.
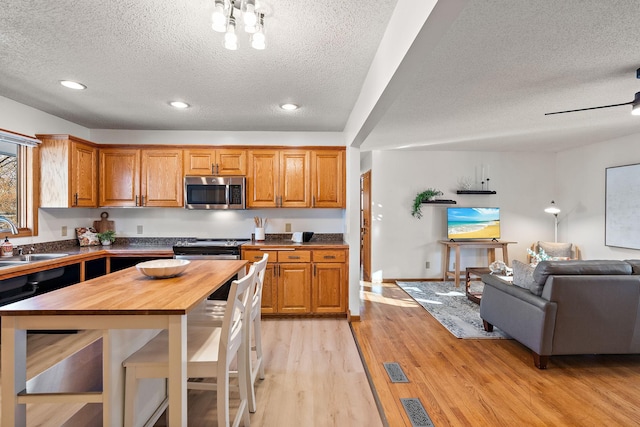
(247, 149, 310, 208)
(37, 134, 98, 208)
(99, 148, 183, 207)
(184, 148, 246, 176)
(311, 149, 345, 208)
(247, 148, 345, 208)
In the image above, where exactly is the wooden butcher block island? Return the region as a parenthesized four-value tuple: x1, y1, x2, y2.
(0, 259, 247, 427)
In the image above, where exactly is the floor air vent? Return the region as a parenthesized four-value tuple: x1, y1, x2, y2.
(400, 398, 435, 427)
(383, 362, 409, 383)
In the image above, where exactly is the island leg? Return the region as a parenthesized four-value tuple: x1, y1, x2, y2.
(1, 317, 27, 427)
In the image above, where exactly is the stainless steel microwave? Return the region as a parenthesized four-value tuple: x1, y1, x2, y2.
(184, 176, 246, 210)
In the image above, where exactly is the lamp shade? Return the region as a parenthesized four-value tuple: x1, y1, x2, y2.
(544, 200, 561, 215)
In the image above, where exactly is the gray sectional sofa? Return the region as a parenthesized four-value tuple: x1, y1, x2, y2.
(480, 259, 640, 369)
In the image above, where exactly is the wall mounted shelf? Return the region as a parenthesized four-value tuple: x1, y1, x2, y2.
(422, 199, 457, 204)
(456, 190, 497, 195)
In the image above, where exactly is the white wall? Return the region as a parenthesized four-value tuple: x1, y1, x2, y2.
(0, 96, 89, 138)
(370, 149, 557, 281)
(89, 129, 344, 146)
(557, 132, 640, 260)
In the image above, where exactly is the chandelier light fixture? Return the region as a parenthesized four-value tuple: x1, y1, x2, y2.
(212, 0, 266, 50)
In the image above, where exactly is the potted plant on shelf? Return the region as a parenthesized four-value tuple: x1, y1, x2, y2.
(411, 188, 443, 219)
(97, 230, 116, 246)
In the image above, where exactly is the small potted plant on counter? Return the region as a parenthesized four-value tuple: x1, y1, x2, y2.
(97, 230, 116, 246)
(411, 188, 443, 219)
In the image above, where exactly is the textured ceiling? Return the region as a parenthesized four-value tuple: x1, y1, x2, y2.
(362, 0, 640, 151)
(0, 0, 397, 131)
(1, 0, 640, 152)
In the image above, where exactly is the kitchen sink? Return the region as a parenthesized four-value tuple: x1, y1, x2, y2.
(1, 253, 69, 263)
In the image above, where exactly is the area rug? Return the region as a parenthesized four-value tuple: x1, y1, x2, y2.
(396, 281, 510, 339)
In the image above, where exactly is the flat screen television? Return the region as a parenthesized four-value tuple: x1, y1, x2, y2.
(447, 207, 500, 240)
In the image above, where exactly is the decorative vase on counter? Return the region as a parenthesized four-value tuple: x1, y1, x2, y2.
(254, 228, 265, 241)
(101, 240, 112, 246)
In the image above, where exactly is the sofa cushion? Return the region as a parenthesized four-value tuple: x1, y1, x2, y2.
(512, 260, 536, 290)
(625, 259, 640, 274)
(538, 241, 572, 258)
(532, 260, 633, 296)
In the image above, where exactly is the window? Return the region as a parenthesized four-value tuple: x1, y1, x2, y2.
(0, 143, 18, 226)
(0, 138, 37, 237)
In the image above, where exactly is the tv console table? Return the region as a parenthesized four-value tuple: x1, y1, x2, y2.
(438, 240, 516, 287)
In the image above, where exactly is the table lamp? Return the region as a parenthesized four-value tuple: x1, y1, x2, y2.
(544, 200, 561, 242)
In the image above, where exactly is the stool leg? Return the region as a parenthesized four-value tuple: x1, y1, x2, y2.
(123, 366, 137, 427)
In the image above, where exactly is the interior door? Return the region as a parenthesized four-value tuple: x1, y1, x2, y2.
(360, 170, 371, 281)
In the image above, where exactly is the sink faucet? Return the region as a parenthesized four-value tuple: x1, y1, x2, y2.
(0, 215, 18, 235)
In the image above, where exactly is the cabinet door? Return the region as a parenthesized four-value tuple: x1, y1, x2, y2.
(184, 149, 216, 176)
(261, 263, 277, 314)
(277, 263, 311, 314)
(312, 262, 346, 313)
(280, 150, 310, 208)
(311, 150, 345, 208)
(71, 141, 98, 207)
(248, 150, 279, 208)
(216, 149, 247, 176)
(99, 149, 140, 207)
(141, 149, 183, 207)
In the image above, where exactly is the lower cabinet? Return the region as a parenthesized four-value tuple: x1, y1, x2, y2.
(277, 262, 312, 314)
(242, 247, 348, 316)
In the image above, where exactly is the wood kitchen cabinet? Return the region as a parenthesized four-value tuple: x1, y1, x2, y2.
(242, 246, 347, 316)
(183, 148, 246, 176)
(312, 250, 347, 313)
(311, 150, 345, 208)
(37, 134, 98, 208)
(277, 250, 312, 314)
(247, 149, 310, 208)
(99, 148, 183, 207)
(247, 148, 345, 209)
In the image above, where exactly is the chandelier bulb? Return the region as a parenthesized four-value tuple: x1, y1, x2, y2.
(224, 15, 238, 50)
(212, 0, 227, 33)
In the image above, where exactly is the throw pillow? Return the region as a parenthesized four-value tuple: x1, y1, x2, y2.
(538, 241, 572, 259)
(512, 260, 536, 290)
(76, 227, 99, 247)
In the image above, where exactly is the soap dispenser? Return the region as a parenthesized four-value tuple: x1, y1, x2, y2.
(1, 237, 13, 257)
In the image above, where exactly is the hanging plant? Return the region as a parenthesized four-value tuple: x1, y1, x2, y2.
(411, 188, 443, 219)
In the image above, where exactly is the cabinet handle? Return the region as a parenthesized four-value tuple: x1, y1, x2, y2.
(74, 193, 78, 206)
(216, 164, 220, 174)
(288, 255, 300, 260)
(135, 195, 139, 206)
(142, 195, 146, 206)
(323, 255, 336, 259)
(211, 163, 215, 174)
(314, 264, 316, 276)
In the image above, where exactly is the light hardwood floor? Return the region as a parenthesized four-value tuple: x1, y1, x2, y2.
(1, 319, 382, 426)
(8, 280, 640, 426)
(351, 281, 640, 426)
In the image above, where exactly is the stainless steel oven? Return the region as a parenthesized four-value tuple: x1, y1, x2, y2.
(173, 239, 250, 299)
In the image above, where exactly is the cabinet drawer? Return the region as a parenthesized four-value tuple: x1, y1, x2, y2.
(277, 251, 311, 263)
(243, 250, 278, 263)
(312, 250, 346, 263)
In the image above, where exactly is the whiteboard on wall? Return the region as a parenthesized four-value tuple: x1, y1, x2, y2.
(605, 163, 640, 250)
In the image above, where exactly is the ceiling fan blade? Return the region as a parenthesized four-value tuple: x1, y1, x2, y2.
(545, 101, 633, 115)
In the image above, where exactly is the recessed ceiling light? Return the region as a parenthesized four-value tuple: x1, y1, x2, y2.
(280, 103, 299, 111)
(60, 80, 86, 90)
(170, 101, 190, 109)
